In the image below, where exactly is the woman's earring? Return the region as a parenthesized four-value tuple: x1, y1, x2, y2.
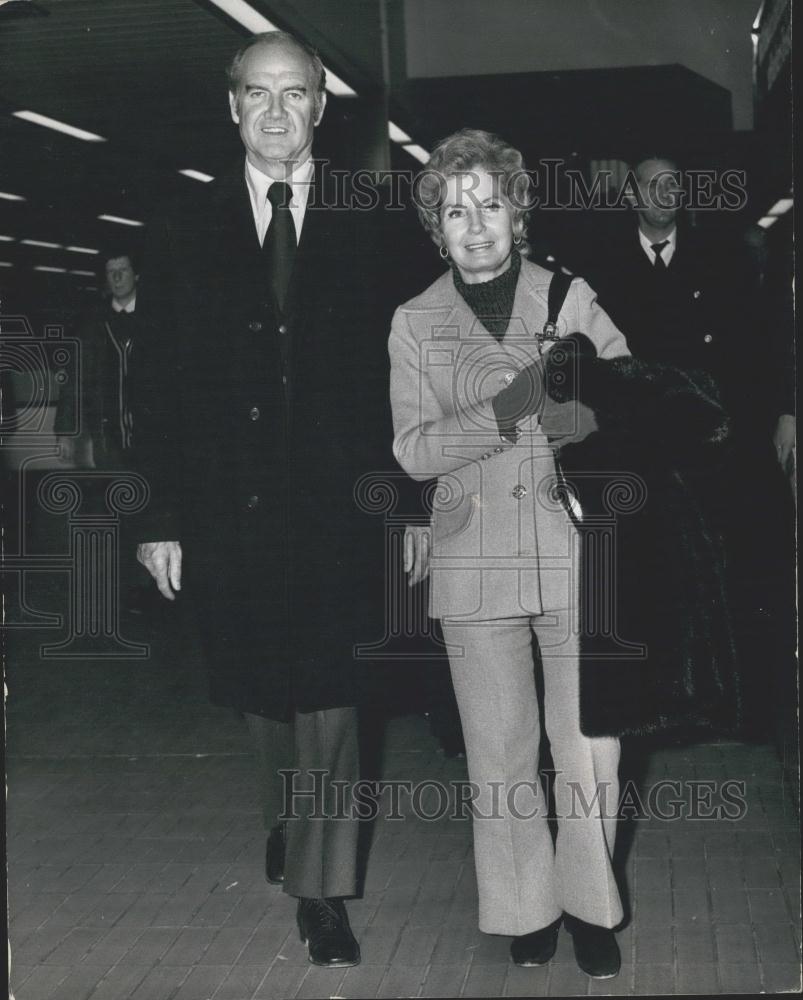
(439, 245, 449, 259)
(513, 235, 522, 246)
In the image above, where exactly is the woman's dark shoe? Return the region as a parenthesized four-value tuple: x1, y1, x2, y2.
(297, 897, 360, 967)
(564, 914, 620, 979)
(510, 916, 562, 966)
(265, 822, 285, 884)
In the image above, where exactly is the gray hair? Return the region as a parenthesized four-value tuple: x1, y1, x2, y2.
(226, 31, 326, 119)
(414, 128, 533, 254)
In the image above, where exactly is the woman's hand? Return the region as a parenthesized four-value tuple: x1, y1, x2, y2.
(403, 525, 431, 587)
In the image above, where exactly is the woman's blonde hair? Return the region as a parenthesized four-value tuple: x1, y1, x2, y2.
(414, 128, 533, 254)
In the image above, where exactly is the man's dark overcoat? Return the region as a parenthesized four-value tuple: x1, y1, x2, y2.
(133, 164, 399, 721)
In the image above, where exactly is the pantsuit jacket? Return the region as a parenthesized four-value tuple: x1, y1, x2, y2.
(388, 258, 629, 622)
(132, 163, 397, 721)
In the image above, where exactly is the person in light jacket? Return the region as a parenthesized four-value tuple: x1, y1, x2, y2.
(389, 129, 630, 979)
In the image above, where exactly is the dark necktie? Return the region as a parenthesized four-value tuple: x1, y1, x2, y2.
(264, 181, 297, 310)
(651, 240, 669, 270)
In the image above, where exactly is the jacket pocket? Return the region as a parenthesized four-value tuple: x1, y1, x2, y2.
(431, 486, 477, 545)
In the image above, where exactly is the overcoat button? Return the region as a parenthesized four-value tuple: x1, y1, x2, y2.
(246, 495, 259, 510)
(504, 371, 516, 385)
(249, 407, 260, 421)
(248, 320, 262, 332)
(278, 323, 288, 334)
(512, 484, 527, 500)
(494, 446, 504, 454)
(703, 334, 713, 343)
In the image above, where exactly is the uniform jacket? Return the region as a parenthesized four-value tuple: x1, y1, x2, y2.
(388, 257, 629, 621)
(582, 223, 763, 432)
(132, 162, 399, 721)
(55, 304, 138, 467)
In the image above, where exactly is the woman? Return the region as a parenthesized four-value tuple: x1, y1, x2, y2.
(389, 129, 629, 979)
(390, 129, 738, 979)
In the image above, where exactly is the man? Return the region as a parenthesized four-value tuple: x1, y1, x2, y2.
(133, 31, 397, 967)
(55, 250, 139, 468)
(583, 155, 795, 741)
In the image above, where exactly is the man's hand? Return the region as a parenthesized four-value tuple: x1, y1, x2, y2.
(403, 525, 431, 587)
(774, 414, 795, 478)
(137, 541, 182, 600)
(57, 436, 76, 465)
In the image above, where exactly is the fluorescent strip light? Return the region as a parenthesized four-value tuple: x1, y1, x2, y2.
(768, 198, 793, 216)
(98, 213, 145, 227)
(33, 265, 67, 273)
(65, 245, 100, 255)
(402, 143, 430, 164)
(205, 0, 277, 33)
(757, 216, 779, 229)
(13, 110, 107, 143)
(179, 168, 215, 183)
(389, 121, 412, 144)
(0, 191, 26, 201)
(323, 68, 357, 97)
(0, 235, 14, 242)
(205, 0, 356, 96)
(0, 261, 14, 268)
(70, 269, 96, 277)
(21, 238, 62, 249)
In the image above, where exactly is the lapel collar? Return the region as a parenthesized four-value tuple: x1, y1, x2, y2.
(436, 257, 549, 359)
(211, 163, 261, 259)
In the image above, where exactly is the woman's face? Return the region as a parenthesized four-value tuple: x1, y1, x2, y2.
(439, 168, 521, 284)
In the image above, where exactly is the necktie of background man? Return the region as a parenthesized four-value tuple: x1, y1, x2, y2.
(264, 181, 297, 311)
(651, 240, 669, 270)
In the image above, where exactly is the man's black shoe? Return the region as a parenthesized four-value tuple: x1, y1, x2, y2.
(510, 916, 561, 966)
(265, 823, 285, 885)
(296, 897, 360, 968)
(564, 915, 620, 979)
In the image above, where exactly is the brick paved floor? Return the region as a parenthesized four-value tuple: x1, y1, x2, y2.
(6, 603, 802, 998)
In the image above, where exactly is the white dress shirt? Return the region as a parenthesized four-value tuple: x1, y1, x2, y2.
(639, 227, 677, 267)
(245, 157, 314, 246)
(111, 294, 136, 313)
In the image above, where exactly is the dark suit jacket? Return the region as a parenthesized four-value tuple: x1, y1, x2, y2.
(582, 224, 766, 429)
(132, 162, 401, 720)
(55, 305, 138, 467)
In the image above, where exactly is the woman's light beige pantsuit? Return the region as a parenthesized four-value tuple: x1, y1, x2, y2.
(389, 259, 629, 935)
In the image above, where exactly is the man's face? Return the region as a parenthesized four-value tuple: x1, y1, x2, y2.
(635, 158, 682, 230)
(105, 257, 137, 302)
(228, 41, 325, 175)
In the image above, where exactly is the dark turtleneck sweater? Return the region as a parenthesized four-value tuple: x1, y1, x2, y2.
(452, 249, 521, 341)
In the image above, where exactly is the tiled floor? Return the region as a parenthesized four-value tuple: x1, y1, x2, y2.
(5, 580, 802, 998)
